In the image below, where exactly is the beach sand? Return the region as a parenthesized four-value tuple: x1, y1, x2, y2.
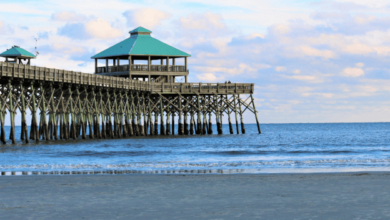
(1, 172, 390, 219)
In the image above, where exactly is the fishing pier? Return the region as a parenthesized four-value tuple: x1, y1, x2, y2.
(0, 27, 261, 144)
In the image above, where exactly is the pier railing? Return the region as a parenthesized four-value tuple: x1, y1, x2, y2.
(150, 83, 253, 94)
(96, 64, 187, 73)
(0, 62, 150, 91)
(0, 62, 253, 94)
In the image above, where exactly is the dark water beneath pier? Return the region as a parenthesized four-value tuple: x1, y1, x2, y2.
(1, 123, 390, 174)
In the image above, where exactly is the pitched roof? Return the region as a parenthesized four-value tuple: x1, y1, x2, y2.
(0, 46, 36, 58)
(91, 27, 190, 59)
(129, 27, 152, 34)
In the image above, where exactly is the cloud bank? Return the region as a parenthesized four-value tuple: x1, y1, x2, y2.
(1, 0, 390, 123)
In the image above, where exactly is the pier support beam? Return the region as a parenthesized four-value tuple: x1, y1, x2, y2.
(20, 82, 29, 143)
(197, 95, 201, 135)
(166, 111, 171, 135)
(137, 92, 145, 136)
(184, 112, 188, 135)
(178, 99, 183, 135)
(160, 97, 165, 135)
(8, 81, 16, 144)
(148, 95, 154, 135)
(238, 94, 245, 134)
(250, 94, 261, 134)
(233, 94, 239, 134)
(0, 85, 6, 144)
(154, 112, 159, 135)
(227, 95, 234, 134)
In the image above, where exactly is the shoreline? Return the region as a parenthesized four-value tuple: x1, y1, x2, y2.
(2, 172, 390, 219)
(3, 167, 390, 176)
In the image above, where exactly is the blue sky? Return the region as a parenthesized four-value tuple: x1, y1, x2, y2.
(1, 0, 390, 123)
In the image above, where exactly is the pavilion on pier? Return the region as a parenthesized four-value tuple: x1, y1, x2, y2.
(0, 45, 36, 65)
(91, 27, 191, 83)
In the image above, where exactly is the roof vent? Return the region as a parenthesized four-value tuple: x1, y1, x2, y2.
(129, 26, 152, 36)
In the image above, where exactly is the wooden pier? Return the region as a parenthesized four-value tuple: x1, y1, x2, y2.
(0, 27, 261, 144)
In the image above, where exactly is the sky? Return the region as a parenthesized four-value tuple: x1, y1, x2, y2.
(1, 0, 390, 123)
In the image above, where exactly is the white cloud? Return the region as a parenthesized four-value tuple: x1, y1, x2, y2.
(284, 75, 324, 83)
(52, 11, 85, 22)
(196, 73, 224, 82)
(179, 12, 226, 31)
(253, 63, 272, 69)
(52, 43, 86, 54)
(341, 67, 365, 77)
(299, 46, 336, 59)
(194, 63, 256, 76)
(293, 69, 301, 74)
(275, 66, 286, 72)
(245, 33, 265, 39)
(123, 8, 171, 29)
(85, 18, 123, 39)
(355, 62, 364, 68)
(271, 24, 291, 35)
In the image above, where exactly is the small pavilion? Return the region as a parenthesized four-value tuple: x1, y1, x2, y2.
(91, 27, 191, 83)
(0, 45, 36, 65)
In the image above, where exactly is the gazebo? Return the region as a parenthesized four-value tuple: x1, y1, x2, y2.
(0, 45, 36, 65)
(91, 27, 191, 83)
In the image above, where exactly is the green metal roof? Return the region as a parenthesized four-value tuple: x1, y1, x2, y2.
(92, 27, 191, 59)
(0, 46, 36, 58)
(129, 27, 152, 34)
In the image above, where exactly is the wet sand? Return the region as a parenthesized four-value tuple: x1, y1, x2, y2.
(1, 172, 390, 219)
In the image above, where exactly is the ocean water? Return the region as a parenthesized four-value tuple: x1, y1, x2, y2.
(1, 123, 390, 174)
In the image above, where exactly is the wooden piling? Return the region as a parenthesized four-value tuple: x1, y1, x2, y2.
(172, 113, 175, 135)
(166, 111, 171, 135)
(233, 94, 240, 134)
(215, 95, 222, 135)
(0, 84, 5, 144)
(143, 93, 147, 135)
(120, 92, 127, 137)
(114, 90, 121, 138)
(196, 95, 201, 135)
(125, 92, 133, 137)
(179, 102, 183, 135)
(94, 89, 102, 139)
(184, 112, 189, 135)
(250, 94, 261, 134)
(78, 87, 87, 139)
(69, 87, 77, 140)
(20, 83, 29, 143)
(0, 109, 5, 144)
(154, 112, 159, 135)
(59, 112, 63, 140)
(203, 113, 208, 135)
(54, 114, 58, 140)
(106, 90, 113, 138)
(219, 95, 224, 135)
(65, 111, 70, 140)
(238, 94, 245, 134)
(202, 112, 207, 135)
(208, 112, 213, 134)
(190, 112, 194, 135)
(137, 92, 145, 136)
(41, 83, 50, 140)
(148, 95, 154, 135)
(227, 96, 234, 134)
(160, 97, 165, 135)
(8, 82, 16, 144)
